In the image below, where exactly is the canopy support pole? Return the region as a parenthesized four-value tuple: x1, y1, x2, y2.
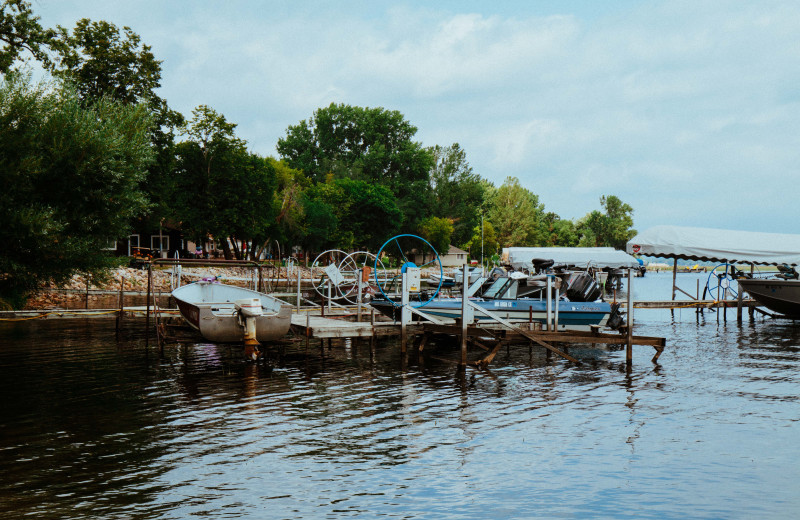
(672, 258, 678, 301)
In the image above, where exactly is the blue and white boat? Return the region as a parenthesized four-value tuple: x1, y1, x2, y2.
(370, 275, 622, 332)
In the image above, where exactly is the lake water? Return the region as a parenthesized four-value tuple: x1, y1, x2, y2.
(1, 272, 799, 519)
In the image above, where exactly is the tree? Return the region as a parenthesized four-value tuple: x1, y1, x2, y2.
(418, 217, 454, 256)
(465, 220, 498, 262)
(300, 178, 402, 252)
(173, 105, 278, 260)
(48, 18, 184, 232)
(428, 143, 486, 247)
(0, 76, 153, 307)
(486, 177, 546, 247)
(277, 103, 434, 232)
(0, 0, 56, 74)
(49, 18, 162, 106)
(543, 212, 579, 247)
(576, 195, 636, 249)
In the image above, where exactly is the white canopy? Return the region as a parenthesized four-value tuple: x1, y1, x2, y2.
(502, 247, 641, 270)
(626, 225, 800, 266)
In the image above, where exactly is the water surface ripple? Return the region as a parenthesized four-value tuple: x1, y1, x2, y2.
(1, 273, 799, 518)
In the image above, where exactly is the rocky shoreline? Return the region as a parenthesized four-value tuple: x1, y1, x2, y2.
(24, 266, 309, 310)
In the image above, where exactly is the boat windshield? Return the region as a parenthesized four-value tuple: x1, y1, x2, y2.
(482, 278, 518, 299)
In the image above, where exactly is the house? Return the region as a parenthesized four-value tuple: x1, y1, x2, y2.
(410, 245, 470, 267)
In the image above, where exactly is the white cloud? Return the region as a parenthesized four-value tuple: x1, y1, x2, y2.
(33, 0, 800, 233)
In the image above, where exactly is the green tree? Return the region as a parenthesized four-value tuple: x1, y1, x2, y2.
(277, 103, 434, 233)
(0, 76, 153, 307)
(301, 178, 402, 252)
(428, 143, 485, 247)
(0, 0, 56, 74)
(418, 217, 454, 256)
(486, 177, 546, 247)
(543, 212, 579, 247)
(49, 18, 184, 233)
(49, 18, 162, 105)
(576, 195, 636, 249)
(173, 105, 278, 260)
(465, 220, 498, 262)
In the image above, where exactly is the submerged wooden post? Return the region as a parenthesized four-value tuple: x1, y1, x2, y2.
(116, 277, 124, 334)
(626, 268, 633, 364)
(737, 289, 743, 323)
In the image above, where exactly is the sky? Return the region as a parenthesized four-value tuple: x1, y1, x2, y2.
(30, 0, 800, 235)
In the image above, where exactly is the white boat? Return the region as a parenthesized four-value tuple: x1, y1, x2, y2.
(172, 281, 292, 342)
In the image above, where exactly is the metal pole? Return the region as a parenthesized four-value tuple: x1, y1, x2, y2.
(481, 214, 484, 268)
(401, 271, 409, 354)
(296, 266, 301, 312)
(145, 264, 152, 349)
(356, 269, 362, 323)
(554, 277, 559, 331)
(327, 278, 332, 313)
(626, 268, 633, 364)
(672, 258, 678, 300)
(546, 275, 552, 331)
(461, 263, 470, 366)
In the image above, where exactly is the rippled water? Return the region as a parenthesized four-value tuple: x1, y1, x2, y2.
(1, 273, 799, 519)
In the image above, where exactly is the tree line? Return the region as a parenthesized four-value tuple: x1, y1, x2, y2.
(0, 0, 636, 307)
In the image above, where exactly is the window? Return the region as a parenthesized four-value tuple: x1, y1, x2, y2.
(128, 234, 140, 256)
(103, 239, 117, 250)
(151, 235, 169, 251)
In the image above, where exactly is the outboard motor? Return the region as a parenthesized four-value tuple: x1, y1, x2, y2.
(777, 264, 799, 280)
(606, 302, 624, 330)
(531, 258, 555, 274)
(566, 272, 601, 302)
(235, 298, 262, 361)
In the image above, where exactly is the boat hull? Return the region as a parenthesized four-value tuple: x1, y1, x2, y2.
(370, 297, 611, 331)
(172, 282, 293, 342)
(738, 279, 800, 318)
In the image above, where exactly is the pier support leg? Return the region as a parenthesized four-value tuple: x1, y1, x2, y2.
(626, 268, 633, 365)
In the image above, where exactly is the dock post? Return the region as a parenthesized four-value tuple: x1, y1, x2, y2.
(554, 277, 559, 330)
(145, 263, 152, 349)
(85, 274, 90, 309)
(116, 277, 124, 335)
(461, 263, 470, 366)
(305, 311, 310, 356)
(327, 279, 332, 314)
(737, 286, 743, 324)
(356, 269, 362, 323)
(546, 275, 552, 331)
(672, 258, 678, 300)
(400, 271, 410, 354)
(296, 268, 301, 312)
(626, 268, 633, 364)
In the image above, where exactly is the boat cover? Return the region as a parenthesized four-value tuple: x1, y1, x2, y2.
(626, 225, 800, 266)
(503, 247, 640, 270)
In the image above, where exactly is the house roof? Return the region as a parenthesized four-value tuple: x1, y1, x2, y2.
(445, 245, 468, 256)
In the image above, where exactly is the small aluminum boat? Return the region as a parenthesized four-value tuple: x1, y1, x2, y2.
(172, 281, 292, 342)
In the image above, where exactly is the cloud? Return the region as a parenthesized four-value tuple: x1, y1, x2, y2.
(34, 0, 800, 233)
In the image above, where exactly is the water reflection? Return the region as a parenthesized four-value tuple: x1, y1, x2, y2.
(2, 305, 800, 518)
